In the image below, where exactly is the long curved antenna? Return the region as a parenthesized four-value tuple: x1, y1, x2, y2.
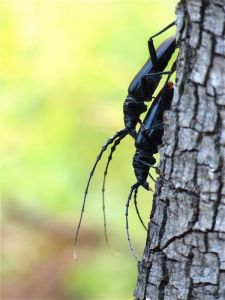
(125, 183, 141, 262)
(133, 187, 148, 231)
(102, 132, 128, 248)
(74, 128, 128, 259)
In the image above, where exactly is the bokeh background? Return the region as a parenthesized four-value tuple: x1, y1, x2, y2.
(1, 0, 177, 299)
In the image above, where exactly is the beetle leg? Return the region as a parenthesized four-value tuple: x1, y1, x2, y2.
(149, 21, 175, 40)
(144, 59, 177, 79)
(137, 158, 157, 169)
(141, 68, 174, 99)
(147, 21, 175, 69)
(142, 61, 176, 98)
(148, 172, 156, 183)
(143, 70, 173, 78)
(148, 39, 158, 71)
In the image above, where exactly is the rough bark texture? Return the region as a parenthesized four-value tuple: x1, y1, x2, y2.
(134, 1, 225, 299)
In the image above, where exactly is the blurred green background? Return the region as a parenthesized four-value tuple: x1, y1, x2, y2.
(1, 0, 177, 299)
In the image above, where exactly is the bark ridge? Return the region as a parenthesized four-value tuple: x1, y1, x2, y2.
(134, 1, 225, 299)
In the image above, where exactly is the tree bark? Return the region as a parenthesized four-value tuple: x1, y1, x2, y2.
(134, 1, 225, 299)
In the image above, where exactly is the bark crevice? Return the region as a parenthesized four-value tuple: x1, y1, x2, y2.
(134, 0, 225, 299)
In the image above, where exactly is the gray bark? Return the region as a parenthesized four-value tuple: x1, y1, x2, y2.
(134, 1, 225, 299)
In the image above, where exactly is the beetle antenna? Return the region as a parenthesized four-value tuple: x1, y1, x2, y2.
(125, 183, 141, 262)
(102, 132, 127, 249)
(133, 187, 148, 231)
(74, 128, 128, 259)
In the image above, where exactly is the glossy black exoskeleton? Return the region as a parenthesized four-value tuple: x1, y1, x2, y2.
(133, 81, 174, 190)
(124, 23, 176, 138)
(74, 22, 177, 259)
(125, 81, 174, 261)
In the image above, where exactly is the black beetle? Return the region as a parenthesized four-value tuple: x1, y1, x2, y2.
(74, 22, 177, 259)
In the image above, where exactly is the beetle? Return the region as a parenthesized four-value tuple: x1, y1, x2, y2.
(101, 67, 176, 250)
(124, 23, 176, 138)
(133, 81, 174, 191)
(125, 80, 175, 261)
(74, 22, 177, 259)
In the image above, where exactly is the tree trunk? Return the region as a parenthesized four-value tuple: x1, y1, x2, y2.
(134, 1, 225, 299)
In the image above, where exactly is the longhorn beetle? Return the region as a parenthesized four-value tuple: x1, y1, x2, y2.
(74, 21, 177, 259)
(126, 80, 175, 261)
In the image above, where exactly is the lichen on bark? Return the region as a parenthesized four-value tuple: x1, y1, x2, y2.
(134, 1, 225, 299)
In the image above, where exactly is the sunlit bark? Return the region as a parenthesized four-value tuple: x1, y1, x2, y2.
(134, 1, 225, 299)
